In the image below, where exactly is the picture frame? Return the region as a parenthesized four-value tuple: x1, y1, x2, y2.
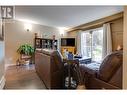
(0, 19, 4, 41)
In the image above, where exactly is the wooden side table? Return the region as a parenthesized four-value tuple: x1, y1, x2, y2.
(64, 59, 79, 89)
(17, 54, 32, 66)
(64, 58, 86, 89)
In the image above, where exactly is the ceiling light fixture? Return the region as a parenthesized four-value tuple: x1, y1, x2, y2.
(58, 27, 68, 36)
(24, 23, 32, 32)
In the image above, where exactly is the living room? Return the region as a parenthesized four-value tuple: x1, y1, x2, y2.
(0, 6, 127, 90)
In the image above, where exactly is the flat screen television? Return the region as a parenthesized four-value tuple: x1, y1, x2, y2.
(61, 38, 75, 46)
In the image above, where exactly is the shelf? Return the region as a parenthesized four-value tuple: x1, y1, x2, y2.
(34, 38, 58, 50)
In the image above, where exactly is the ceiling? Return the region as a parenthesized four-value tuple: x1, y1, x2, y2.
(15, 6, 123, 28)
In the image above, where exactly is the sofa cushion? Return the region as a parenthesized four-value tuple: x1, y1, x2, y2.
(98, 50, 123, 82)
(80, 62, 101, 77)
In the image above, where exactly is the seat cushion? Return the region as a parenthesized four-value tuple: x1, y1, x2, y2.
(80, 62, 101, 76)
(98, 50, 123, 82)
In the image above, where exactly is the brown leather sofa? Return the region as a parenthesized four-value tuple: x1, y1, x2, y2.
(80, 50, 123, 89)
(35, 49, 123, 89)
(35, 49, 64, 89)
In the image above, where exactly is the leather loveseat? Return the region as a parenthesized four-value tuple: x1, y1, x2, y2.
(80, 50, 123, 89)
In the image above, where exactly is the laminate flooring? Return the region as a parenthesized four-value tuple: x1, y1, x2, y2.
(4, 64, 46, 89)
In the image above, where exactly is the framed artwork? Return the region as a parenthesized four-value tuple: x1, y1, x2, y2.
(0, 19, 4, 41)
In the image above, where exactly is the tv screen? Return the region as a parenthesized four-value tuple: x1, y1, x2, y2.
(61, 38, 75, 46)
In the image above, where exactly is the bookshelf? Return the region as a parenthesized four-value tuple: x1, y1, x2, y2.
(34, 38, 58, 50)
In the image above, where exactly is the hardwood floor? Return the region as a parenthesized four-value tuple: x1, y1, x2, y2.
(4, 64, 46, 89)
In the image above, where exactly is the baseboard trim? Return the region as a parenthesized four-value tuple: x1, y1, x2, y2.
(0, 76, 5, 89)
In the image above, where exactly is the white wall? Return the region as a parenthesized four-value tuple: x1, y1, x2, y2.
(5, 20, 61, 65)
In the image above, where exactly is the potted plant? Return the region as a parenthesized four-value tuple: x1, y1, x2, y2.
(17, 44, 35, 64)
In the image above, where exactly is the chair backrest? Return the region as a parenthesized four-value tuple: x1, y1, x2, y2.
(98, 50, 123, 82)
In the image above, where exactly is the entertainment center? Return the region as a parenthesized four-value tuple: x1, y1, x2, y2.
(61, 38, 76, 56)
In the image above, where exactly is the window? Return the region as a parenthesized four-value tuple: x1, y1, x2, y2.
(81, 27, 103, 62)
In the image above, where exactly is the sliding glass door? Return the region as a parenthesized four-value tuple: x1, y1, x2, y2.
(92, 28, 103, 62)
(81, 27, 103, 62)
(81, 32, 92, 58)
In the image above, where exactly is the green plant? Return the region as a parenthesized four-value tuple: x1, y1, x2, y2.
(17, 44, 35, 56)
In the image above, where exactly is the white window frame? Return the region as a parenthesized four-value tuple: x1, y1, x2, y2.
(81, 27, 103, 62)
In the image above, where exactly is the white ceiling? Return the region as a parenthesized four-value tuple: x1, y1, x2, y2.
(15, 6, 123, 28)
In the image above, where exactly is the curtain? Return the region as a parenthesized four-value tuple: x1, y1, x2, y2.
(102, 23, 112, 58)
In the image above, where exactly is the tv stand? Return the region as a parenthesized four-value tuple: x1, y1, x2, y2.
(60, 38, 76, 57)
(61, 46, 75, 57)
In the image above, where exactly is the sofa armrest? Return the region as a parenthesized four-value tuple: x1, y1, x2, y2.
(86, 76, 120, 89)
(51, 70, 64, 89)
